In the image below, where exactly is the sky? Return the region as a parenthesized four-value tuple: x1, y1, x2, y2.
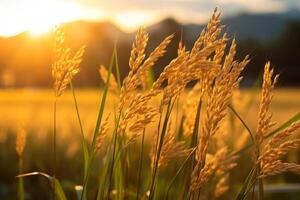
(0, 0, 299, 37)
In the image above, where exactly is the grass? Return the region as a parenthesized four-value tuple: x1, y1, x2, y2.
(1, 8, 300, 200)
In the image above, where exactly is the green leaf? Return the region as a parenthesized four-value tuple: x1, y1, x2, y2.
(81, 45, 117, 200)
(113, 44, 122, 90)
(114, 149, 124, 200)
(266, 112, 300, 138)
(165, 148, 197, 199)
(189, 94, 202, 170)
(16, 172, 67, 200)
(96, 155, 111, 200)
(70, 81, 90, 182)
(82, 141, 90, 179)
(54, 178, 67, 200)
(228, 104, 255, 145)
(92, 45, 116, 148)
(149, 100, 175, 199)
(235, 112, 300, 156)
(235, 166, 257, 200)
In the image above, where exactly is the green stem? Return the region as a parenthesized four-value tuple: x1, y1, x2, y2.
(107, 125, 119, 199)
(70, 81, 85, 142)
(234, 112, 300, 156)
(17, 157, 24, 200)
(243, 178, 258, 200)
(70, 81, 88, 177)
(53, 99, 57, 200)
(228, 104, 255, 145)
(165, 148, 197, 200)
(81, 46, 116, 200)
(106, 113, 122, 199)
(149, 101, 173, 199)
(136, 129, 146, 200)
(113, 45, 122, 89)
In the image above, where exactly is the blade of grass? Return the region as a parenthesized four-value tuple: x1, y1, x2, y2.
(99, 110, 123, 199)
(81, 46, 116, 200)
(96, 153, 111, 200)
(190, 94, 203, 168)
(92, 46, 116, 148)
(106, 114, 122, 199)
(16, 172, 52, 179)
(151, 106, 163, 176)
(241, 178, 258, 200)
(107, 45, 125, 199)
(113, 43, 122, 89)
(97, 121, 119, 200)
(53, 99, 57, 200)
(165, 148, 197, 200)
(234, 112, 300, 156)
(228, 104, 255, 145)
(235, 165, 258, 200)
(70, 81, 90, 180)
(136, 128, 146, 200)
(16, 172, 67, 200)
(17, 158, 24, 200)
(113, 134, 125, 200)
(54, 179, 67, 200)
(187, 94, 203, 199)
(149, 99, 175, 199)
(267, 112, 300, 137)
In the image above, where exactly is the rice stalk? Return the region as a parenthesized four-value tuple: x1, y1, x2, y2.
(16, 125, 26, 200)
(51, 26, 85, 200)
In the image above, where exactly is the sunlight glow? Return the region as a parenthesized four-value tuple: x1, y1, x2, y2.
(0, 0, 96, 37)
(0, 0, 292, 37)
(113, 11, 156, 32)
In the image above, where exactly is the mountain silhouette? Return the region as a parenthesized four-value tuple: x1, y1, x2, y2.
(0, 10, 299, 87)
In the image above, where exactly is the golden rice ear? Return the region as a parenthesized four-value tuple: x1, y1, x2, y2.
(189, 156, 217, 193)
(191, 7, 222, 56)
(129, 27, 148, 71)
(51, 27, 85, 97)
(118, 27, 150, 111)
(256, 62, 279, 145)
(258, 138, 300, 178)
(94, 113, 110, 153)
(138, 34, 174, 90)
(259, 161, 300, 179)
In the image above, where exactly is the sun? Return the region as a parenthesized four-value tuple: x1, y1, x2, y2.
(28, 1, 82, 36)
(0, 0, 156, 37)
(0, 0, 83, 37)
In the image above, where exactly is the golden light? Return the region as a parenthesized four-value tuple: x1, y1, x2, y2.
(0, 0, 156, 37)
(113, 11, 156, 32)
(0, 0, 86, 37)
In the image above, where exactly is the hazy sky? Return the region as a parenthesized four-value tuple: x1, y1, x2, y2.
(0, 0, 299, 36)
